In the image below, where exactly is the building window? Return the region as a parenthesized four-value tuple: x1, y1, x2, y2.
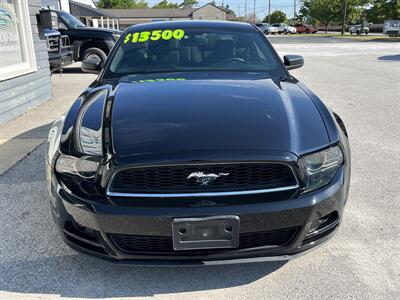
(0, 0, 37, 81)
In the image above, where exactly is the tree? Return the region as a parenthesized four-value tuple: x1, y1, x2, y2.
(98, 0, 132, 8)
(366, 0, 400, 23)
(299, 0, 340, 32)
(180, 0, 199, 8)
(98, 0, 148, 9)
(152, 0, 179, 9)
(246, 13, 261, 23)
(298, 0, 366, 33)
(263, 10, 287, 24)
(224, 4, 235, 15)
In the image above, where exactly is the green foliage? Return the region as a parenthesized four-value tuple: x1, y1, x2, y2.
(98, 0, 148, 9)
(366, 0, 400, 23)
(152, 0, 180, 9)
(298, 0, 365, 31)
(180, 0, 199, 8)
(263, 10, 287, 23)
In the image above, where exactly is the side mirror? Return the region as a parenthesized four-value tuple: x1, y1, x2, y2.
(283, 55, 304, 70)
(81, 59, 101, 74)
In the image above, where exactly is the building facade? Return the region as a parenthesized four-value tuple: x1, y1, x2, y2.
(0, 0, 58, 124)
(69, 3, 236, 30)
(192, 4, 227, 20)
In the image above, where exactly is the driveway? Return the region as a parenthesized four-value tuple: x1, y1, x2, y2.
(0, 40, 399, 300)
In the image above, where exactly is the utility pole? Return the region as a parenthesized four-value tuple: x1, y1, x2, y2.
(245, 0, 247, 22)
(253, 0, 256, 24)
(268, 0, 271, 24)
(341, 0, 348, 35)
(294, 0, 296, 21)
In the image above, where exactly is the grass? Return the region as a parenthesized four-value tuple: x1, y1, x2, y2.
(284, 32, 400, 41)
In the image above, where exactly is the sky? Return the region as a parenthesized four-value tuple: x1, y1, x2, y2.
(145, 1, 301, 20)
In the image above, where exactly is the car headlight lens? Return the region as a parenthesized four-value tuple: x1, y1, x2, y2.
(300, 146, 344, 193)
(55, 154, 99, 180)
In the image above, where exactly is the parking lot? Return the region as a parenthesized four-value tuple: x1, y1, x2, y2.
(0, 36, 399, 299)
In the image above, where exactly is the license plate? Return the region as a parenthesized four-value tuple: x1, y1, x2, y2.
(172, 216, 239, 251)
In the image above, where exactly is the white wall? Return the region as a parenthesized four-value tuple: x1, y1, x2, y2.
(59, 0, 69, 12)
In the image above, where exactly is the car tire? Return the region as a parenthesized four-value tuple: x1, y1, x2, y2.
(82, 47, 107, 68)
(356, 31, 360, 35)
(283, 29, 288, 34)
(264, 30, 269, 35)
(305, 29, 310, 34)
(365, 32, 368, 35)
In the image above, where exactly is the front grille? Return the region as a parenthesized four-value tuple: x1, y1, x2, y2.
(109, 163, 297, 195)
(109, 227, 299, 255)
(47, 35, 60, 53)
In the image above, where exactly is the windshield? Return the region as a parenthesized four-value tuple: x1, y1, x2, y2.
(103, 27, 284, 79)
(58, 11, 85, 29)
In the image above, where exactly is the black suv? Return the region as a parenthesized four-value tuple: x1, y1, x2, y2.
(56, 11, 122, 71)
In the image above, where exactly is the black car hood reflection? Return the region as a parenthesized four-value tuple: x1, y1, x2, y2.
(110, 72, 330, 157)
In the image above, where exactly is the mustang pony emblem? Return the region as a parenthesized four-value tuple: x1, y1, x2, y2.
(187, 172, 230, 185)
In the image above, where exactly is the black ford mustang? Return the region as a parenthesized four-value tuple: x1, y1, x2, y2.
(47, 21, 350, 265)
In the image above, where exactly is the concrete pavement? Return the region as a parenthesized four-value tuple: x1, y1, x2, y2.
(0, 39, 399, 300)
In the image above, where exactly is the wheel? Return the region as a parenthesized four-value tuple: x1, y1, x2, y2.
(305, 29, 310, 34)
(283, 29, 288, 34)
(82, 47, 107, 69)
(365, 32, 368, 35)
(356, 31, 360, 35)
(264, 30, 269, 35)
(350, 31, 353, 35)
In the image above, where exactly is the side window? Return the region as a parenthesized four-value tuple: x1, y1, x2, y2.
(0, 0, 37, 80)
(58, 20, 67, 30)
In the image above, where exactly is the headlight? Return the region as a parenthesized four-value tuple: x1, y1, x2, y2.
(55, 154, 99, 180)
(47, 116, 65, 164)
(300, 146, 344, 193)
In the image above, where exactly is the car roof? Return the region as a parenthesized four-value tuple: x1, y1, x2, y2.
(127, 20, 256, 32)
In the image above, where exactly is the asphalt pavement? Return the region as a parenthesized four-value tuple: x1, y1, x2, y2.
(0, 38, 399, 300)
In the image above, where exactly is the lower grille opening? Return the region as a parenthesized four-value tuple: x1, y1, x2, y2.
(63, 221, 107, 255)
(109, 227, 299, 255)
(302, 211, 339, 246)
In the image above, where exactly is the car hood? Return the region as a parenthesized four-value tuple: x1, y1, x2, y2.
(74, 27, 122, 35)
(110, 72, 330, 158)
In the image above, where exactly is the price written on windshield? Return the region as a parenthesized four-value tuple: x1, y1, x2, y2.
(124, 29, 185, 44)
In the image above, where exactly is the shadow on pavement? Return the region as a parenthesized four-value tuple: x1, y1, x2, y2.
(0, 255, 286, 298)
(0, 143, 287, 298)
(52, 66, 84, 74)
(377, 54, 400, 61)
(0, 123, 51, 176)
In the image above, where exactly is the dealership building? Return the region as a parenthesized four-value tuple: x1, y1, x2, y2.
(0, 0, 60, 124)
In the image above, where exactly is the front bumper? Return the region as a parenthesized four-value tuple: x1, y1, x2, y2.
(48, 167, 348, 265)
